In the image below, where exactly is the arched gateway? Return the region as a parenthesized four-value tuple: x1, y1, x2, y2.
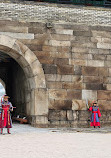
(0, 35, 49, 127)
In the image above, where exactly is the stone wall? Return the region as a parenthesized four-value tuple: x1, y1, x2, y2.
(0, 1, 111, 127)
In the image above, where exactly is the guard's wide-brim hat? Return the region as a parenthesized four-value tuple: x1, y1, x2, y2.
(3, 95, 10, 99)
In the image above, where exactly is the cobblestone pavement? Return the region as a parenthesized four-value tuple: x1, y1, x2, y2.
(0, 123, 111, 158)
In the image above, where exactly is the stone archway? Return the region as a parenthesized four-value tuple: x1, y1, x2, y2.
(0, 35, 49, 127)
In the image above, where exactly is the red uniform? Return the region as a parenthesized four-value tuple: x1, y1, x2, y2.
(89, 106, 101, 127)
(0, 101, 13, 129)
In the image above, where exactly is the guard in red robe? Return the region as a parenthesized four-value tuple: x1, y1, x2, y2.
(0, 95, 13, 134)
(89, 101, 101, 128)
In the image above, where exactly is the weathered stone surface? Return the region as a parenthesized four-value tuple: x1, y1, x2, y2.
(0, 25, 28, 33)
(55, 29, 73, 35)
(84, 83, 103, 90)
(72, 47, 88, 53)
(38, 56, 54, 64)
(97, 90, 111, 100)
(72, 100, 86, 110)
(50, 34, 75, 41)
(61, 75, 72, 82)
(74, 65, 82, 75)
(49, 89, 67, 100)
(82, 67, 98, 76)
(72, 53, 87, 60)
(0, 32, 34, 39)
(60, 110, 67, 121)
(54, 58, 69, 65)
(49, 99, 72, 110)
(62, 82, 82, 90)
(97, 43, 111, 49)
(48, 110, 60, 121)
(72, 75, 83, 82)
(45, 74, 61, 81)
(73, 31, 91, 37)
(34, 88, 48, 115)
(105, 61, 111, 67)
(72, 42, 96, 48)
(47, 81, 62, 89)
(92, 31, 111, 38)
(83, 76, 103, 83)
(103, 77, 111, 84)
(67, 90, 82, 100)
(43, 64, 57, 74)
(82, 90, 97, 100)
(98, 67, 108, 76)
(98, 100, 111, 110)
(48, 40, 71, 47)
(78, 111, 90, 121)
(69, 59, 87, 66)
(87, 60, 104, 67)
(93, 54, 106, 60)
(57, 65, 74, 75)
(67, 110, 74, 121)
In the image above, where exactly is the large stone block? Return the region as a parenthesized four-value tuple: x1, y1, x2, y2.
(97, 90, 111, 100)
(82, 67, 98, 76)
(72, 53, 87, 60)
(62, 82, 82, 90)
(42, 45, 57, 52)
(98, 100, 111, 110)
(54, 58, 69, 65)
(72, 47, 88, 53)
(72, 100, 86, 110)
(67, 90, 82, 100)
(78, 111, 90, 121)
(69, 59, 87, 66)
(82, 90, 97, 100)
(92, 31, 111, 38)
(61, 75, 72, 82)
(48, 40, 71, 47)
(67, 110, 74, 121)
(47, 81, 62, 89)
(93, 54, 106, 60)
(48, 110, 60, 121)
(45, 74, 61, 81)
(60, 110, 67, 121)
(83, 76, 103, 83)
(51, 34, 75, 41)
(87, 60, 104, 67)
(43, 64, 57, 74)
(57, 65, 74, 75)
(0, 32, 34, 39)
(84, 83, 103, 90)
(49, 99, 72, 110)
(98, 67, 108, 77)
(72, 75, 83, 82)
(49, 89, 67, 100)
(55, 29, 73, 35)
(34, 88, 48, 115)
(97, 43, 111, 49)
(73, 31, 91, 37)
(71, 42, 96, 48)
(103, 77, 111, 84)
(74, 65, 82, 75)
(38, 56, 54, 64)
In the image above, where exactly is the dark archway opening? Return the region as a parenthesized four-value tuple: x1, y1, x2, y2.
(0, 51, 27, 118)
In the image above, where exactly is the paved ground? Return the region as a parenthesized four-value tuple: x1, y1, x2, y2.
(0, 123, 111, 158)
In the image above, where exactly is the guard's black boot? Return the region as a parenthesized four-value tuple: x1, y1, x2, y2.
(1, 128, 3, 134)
(7, 128, 11, 134)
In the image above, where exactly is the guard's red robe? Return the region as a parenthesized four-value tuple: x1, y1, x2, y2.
(0, 102, 13, 128)
(89, 106, 101, 127)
